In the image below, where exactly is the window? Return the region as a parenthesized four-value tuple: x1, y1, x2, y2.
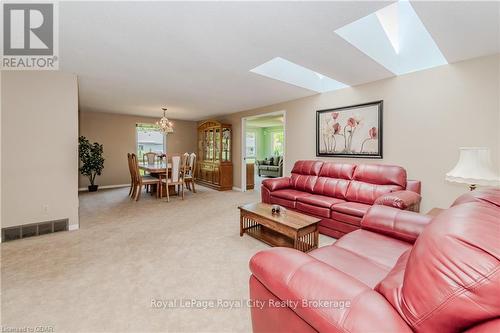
(136, 124, 165, 161)
(271, 131, 284, 156)
(246, 131, 256, 159)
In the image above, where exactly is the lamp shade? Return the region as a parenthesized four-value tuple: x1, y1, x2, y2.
(446, 147, 499, 186)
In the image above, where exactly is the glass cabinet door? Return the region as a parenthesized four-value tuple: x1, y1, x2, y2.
(208, 129, 214, 161)
(215, 128, 221, 162)
(204, 130, 210, 160)
(222, 127, 231, 162)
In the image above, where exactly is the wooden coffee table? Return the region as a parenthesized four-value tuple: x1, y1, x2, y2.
(238, 203, 321, 252)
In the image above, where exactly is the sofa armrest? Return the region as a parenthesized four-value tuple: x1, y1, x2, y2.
(361, 205, 432, 243)
(250, 248, 412, 333)
(406, 179, 421, 194)
(374, 190, 421, 212)
(262, 177, 290, 191)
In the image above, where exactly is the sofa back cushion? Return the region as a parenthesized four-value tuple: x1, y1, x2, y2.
(346, 164, 406, 204)
(311, 163, 356, 199)
(353, 164, 407, 187)
(378, 199, 500, 332)
(290, 160, 323, 193)
(319, 163, 356, 179)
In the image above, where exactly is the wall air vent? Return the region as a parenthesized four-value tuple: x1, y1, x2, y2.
(2, 219, 69, 242)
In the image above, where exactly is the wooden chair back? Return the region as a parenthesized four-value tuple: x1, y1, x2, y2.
(186, 153, 197, 178)
(130, 153, 141, 184)
(182, 152, 189, 173)
(143, 152, 157, 164)
(170, 155, 182, 183)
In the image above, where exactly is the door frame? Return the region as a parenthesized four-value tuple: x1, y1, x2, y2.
(241, 110, 286, 192)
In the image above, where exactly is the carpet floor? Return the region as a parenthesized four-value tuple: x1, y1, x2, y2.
(1, 185, 334, 332)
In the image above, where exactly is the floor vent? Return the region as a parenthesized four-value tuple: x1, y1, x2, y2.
(2, 219, 69, 242)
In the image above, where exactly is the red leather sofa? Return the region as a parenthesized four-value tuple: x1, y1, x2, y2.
(249, 188, 500, 332)
(261, 160, 422, 238)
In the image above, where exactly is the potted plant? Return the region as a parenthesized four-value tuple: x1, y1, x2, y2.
(79, 136, 105, 192)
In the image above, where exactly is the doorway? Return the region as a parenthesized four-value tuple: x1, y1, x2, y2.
(241, 111, 286, 192)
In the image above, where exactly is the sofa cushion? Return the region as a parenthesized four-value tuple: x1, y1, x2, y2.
(320, 218, 358, 233)
(334, 229, 412, 269)
(271, 189, 310, 201)
(296, 202, 330, 218)
(312, 178, 351, 199)
(290, 174, 318, 193)
(290, 161, 323, 193)
(346, 180, 403, 205)
(331, 202, 371, 217)
(319, 162, 356, 179)
(310, 245, 391, 288)
(267, 166, 280, 171)
(331, 211, 363, 226)
(297, 194, 345, 208)
(291, 160, 323, 175)
(353, 164, 407, 187)
(269, 196, 295, 209)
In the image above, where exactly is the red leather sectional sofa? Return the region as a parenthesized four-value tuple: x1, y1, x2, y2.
(249, 188, 500, 332)
(261, 160, 422, 238)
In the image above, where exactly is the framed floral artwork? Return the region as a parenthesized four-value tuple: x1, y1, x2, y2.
(316, 101, 383, 158)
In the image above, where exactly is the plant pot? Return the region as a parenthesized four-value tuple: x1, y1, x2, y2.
(88, 185, 99, 192)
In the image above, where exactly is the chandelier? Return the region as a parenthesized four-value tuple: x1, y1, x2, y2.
(156, 107, 174, 133)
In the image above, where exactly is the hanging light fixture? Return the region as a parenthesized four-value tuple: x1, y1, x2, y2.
(156, 107, 174, 133)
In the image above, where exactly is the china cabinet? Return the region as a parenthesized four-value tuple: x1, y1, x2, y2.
(196, 120, 233, 190)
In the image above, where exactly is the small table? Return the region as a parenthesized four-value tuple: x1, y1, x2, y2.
(238, 203, 321, 252)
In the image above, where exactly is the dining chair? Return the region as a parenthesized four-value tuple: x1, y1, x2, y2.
(127, 153, 135, 197)
(143, 152, 157, 165)
(131, 153, 160, 201)
(160, 154, 187, 202)
(184, 153, 197, 193)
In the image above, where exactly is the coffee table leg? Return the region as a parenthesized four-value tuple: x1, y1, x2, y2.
(240, 214, 244, 237)
(314, 229, 319, 249)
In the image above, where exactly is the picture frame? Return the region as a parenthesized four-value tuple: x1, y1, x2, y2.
(316, 101, 383, 158)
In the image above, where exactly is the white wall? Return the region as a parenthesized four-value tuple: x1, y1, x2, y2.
(220, 55, 500, 212)
(1, 71, 79, 230)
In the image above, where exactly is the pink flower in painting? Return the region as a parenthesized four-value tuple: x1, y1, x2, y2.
(369, 127, 377, 139)
(333, 122, 341, 134)
(347, 117, 356, 127)
(332, 112, 339, 120)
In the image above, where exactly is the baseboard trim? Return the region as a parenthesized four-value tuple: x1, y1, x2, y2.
(232, 186, 242, 192)
(78, 184, 130, 192)
(68, 224, 79, 231)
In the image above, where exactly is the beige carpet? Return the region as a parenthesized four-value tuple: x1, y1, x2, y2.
(1, 185, 334, 332)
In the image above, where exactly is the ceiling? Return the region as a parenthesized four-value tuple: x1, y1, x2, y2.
(60, 1, 500, 121)
(246, 115, 284, 128)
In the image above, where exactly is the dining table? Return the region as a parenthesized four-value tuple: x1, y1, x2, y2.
(138, 162, 191, 197)
(138, 162, 172, 175)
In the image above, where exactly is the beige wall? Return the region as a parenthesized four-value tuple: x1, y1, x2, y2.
(78, 111, 197, 188)
(1, 71, 79, 229)
(218, 55, 500, 212)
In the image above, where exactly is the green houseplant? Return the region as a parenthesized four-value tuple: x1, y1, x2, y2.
(79, 136, 105, 192)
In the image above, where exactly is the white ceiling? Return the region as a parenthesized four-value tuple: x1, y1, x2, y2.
(60, 1, 500, 121)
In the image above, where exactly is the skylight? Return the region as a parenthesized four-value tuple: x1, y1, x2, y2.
(335, 1, 447, 75)
(250, 57, 348, 93)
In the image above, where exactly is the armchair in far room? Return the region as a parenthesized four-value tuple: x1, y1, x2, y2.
(255, 156, 283, 178)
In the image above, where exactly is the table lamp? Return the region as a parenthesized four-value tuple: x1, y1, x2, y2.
(446, 147, 499, 191)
